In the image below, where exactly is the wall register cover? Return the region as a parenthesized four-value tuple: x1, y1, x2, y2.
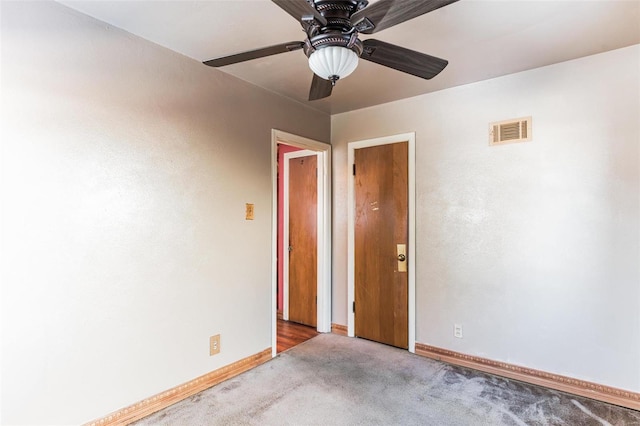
(490, 117, 532, 145)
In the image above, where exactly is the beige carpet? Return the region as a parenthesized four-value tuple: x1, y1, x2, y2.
(134, 334, 640, 425)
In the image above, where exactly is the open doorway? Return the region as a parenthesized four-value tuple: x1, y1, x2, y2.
(277, 147, 319, 352)
(271, 130, 332, 356)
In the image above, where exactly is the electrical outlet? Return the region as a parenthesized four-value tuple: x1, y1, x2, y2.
(454, 324, 463, 339)
(210, 334, 221, 356)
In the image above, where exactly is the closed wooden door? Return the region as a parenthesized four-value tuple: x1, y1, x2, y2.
(354, 142, 408, 348)
(288, 154, 317, 327)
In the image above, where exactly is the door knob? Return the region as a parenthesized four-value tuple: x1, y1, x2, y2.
(397, 244, 407, 272)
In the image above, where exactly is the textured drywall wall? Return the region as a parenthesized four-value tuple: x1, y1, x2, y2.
(0, 2, 329, 424)
(331, 45, 640, 392)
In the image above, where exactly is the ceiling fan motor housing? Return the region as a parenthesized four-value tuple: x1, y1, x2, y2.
(302, 0, 366, 58)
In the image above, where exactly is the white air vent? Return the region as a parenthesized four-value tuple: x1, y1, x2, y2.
(489, 117, 532, 146)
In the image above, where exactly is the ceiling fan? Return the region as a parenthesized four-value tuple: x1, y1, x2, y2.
(203, 0, 459, 101)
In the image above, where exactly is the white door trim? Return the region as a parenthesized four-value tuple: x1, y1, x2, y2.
(271, 130, 332, 358)
(347, 132, 416, 352)
(283, 149, 320, 322)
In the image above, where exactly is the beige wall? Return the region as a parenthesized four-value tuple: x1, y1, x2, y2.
(332, 45, 640, 392)
(2, 1, 639, 423)
(0, 2, 329, 424)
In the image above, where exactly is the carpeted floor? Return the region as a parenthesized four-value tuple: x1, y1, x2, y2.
(134, 334, 640, 425)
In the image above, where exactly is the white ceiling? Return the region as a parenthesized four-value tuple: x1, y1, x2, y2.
(58, 0, 640, 115)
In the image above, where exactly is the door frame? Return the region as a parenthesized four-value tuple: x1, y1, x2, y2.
(283, 149, 320, 323)
(347, 132, 416, 352)
(271, 130, 332, 358)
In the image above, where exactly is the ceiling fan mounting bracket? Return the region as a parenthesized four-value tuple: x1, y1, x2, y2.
(352, 16, 374, 32)
(346, 32, 358, 48)
(301, 14, 322, 36)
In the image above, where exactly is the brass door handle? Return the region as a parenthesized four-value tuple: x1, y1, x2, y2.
(397, 244, 407, 272)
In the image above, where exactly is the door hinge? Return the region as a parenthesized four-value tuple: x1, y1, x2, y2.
(352, 163, 356, 175)
(353, 301, 355, 313)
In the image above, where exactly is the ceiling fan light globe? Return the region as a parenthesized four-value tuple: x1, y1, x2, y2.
(308, 46, 358, 81)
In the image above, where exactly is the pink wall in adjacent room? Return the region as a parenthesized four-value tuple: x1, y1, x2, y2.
(277, 144, 302, 312)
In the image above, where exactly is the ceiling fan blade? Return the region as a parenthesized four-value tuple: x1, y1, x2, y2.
(309, 73, 333, 101)
(203, 41, 304, 67)
(361, 39, 448, 80)
(271, 0, 328, 26)
(351, 0, 459, 34)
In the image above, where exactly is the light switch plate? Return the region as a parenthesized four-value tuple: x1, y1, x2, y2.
(245, 203, 254, 220)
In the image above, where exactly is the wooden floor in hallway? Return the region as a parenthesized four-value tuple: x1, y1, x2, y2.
(277, 318, 319, 353)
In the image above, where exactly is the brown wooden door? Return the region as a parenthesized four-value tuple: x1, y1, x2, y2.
(354, 142, 408, 348)
(288, 154, 317, 327)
